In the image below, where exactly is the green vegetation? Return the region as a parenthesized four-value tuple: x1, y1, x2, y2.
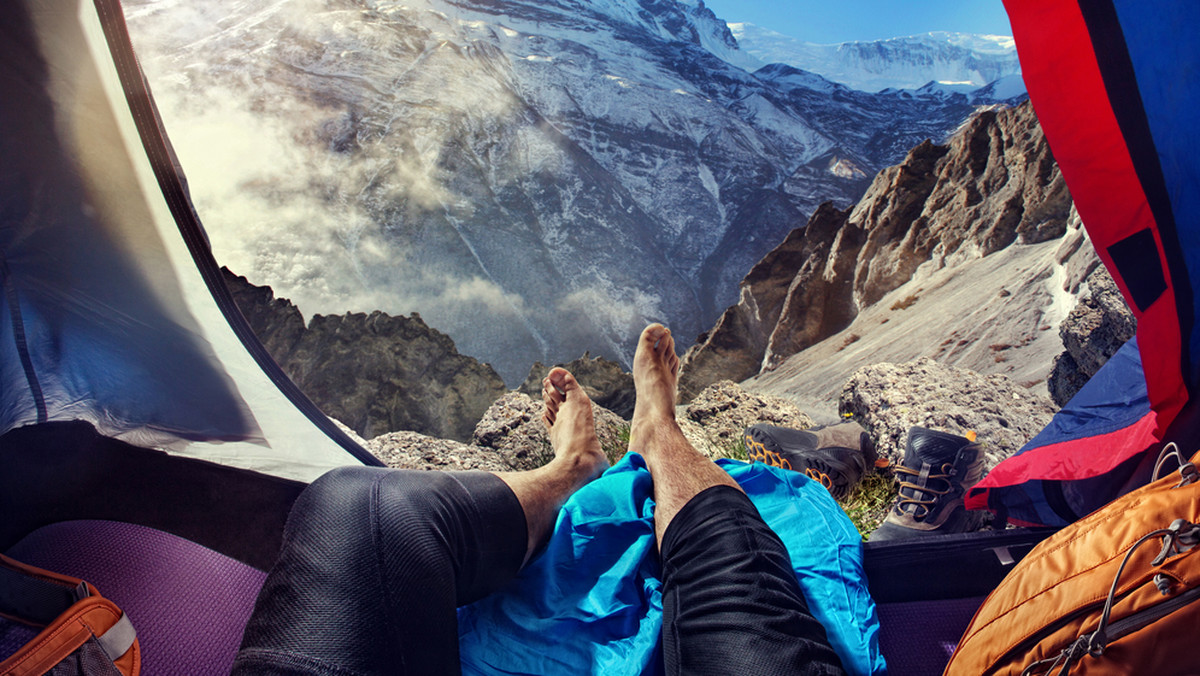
(720, 436, 748, 462)
(603, 424, 632, 465)
(718, 423, 896, 540)
(842, 472, 899, 540)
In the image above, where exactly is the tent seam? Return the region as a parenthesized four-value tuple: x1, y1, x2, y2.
(0, 251, 47, 423)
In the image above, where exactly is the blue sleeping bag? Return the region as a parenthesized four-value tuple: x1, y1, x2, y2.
(458, 454, 886, 675)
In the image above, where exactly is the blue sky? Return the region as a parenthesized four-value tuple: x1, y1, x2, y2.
(700, 0, 1013, 44)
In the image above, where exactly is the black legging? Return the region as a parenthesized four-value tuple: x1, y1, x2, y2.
(233, 467, 845, 675)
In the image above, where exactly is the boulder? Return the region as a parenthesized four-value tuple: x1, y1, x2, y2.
(473, 392, 629, 470)
(364, 430, 514, 472)
(839, 358, 1056, 471)
(680, 381, 814, 458)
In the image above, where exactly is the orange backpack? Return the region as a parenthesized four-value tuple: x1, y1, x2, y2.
(945, 443, 1200, 675)
(0, 553, 139, 676)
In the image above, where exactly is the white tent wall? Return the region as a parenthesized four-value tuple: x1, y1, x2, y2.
(1, 0, 377, 482)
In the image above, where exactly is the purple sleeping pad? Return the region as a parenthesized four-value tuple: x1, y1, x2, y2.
(875, 596, 985, 675)
(4, 520, 267, 675)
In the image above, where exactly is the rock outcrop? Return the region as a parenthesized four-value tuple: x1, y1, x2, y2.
(365, 431, 515, 472)
(517, 354, 636, 420)
(1047, 266, 1137, 406)
(839, 358, 1057, 471)
(679, 381, 814, 458)
(680, 102, 1073, 402)
(223, 268, 507, 441)
(472, 392, 630, 469)
(355, 380, 818, 472)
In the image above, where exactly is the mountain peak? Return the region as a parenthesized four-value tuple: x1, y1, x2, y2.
(728, 23, 1022, 91)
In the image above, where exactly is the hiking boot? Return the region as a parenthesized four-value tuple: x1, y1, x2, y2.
(870, 427, 986, 541)
(743, 422, 876, 500)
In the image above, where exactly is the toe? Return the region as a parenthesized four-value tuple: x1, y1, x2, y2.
(547, 367, 576, 395)
(657, 328, 674, 357)
(543, 373, 566, 405)
(641, 323, 667, 347)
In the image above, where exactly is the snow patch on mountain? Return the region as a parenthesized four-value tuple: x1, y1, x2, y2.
(729, 24, 1022, 92)
(123, 0, 1026, 384)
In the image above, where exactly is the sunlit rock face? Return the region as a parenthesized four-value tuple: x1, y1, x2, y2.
(124, 0, 1023, 383)
(680, 103, 1078, 410)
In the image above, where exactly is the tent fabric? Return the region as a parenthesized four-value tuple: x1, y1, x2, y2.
(971, 0, 1200, 525)
(457, 454, 886, 676)
(1, 0, 378, 481)
(1, 421, 306, 571)
(967, 339, 1156, 524)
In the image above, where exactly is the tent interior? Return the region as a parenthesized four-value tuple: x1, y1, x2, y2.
(2, 0, 1194, 674)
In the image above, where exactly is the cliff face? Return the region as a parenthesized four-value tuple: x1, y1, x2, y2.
(680, 102, 1079, 406)
(223, 269, 507, 441)
(1047, 266, 1137, 406)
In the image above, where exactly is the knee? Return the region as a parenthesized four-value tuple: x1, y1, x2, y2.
(295, 465, 381, 514)
(298, 466, 468, 537)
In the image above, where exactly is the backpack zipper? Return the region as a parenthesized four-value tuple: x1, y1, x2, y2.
(1099, 581, 1200, 642)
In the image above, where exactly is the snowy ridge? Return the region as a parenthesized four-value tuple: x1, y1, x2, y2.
(124, 0, 1026, 383)
(729, 24, 1022, 92)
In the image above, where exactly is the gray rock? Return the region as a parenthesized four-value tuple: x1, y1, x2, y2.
(681, 381, 814, 457)
(223, 268, 507, 442)
(517, 353, 636, 420)
(329, 417, 369, 447)
(679, 210, 845, 402)
(1047, 266, 1136, 406)
(839, 358, 1056, 471)
(364, 430, 513, 472)
(473, 392, 629, 470)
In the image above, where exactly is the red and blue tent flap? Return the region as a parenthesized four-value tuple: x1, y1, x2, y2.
(968, 0, 1200, 526)
(967, 340, 1155, 525)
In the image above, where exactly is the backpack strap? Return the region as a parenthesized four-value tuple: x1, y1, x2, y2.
(0, 558, 90, 624)
(0, 553, 139, 676)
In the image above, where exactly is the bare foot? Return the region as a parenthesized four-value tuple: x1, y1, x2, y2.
(542, 368, 608, 484)
(629, 323, 681, 450)
(628, 324, 739, 544)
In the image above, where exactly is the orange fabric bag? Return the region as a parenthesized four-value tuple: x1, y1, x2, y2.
(945, 444, 1200, 675)
(0, 553, 139, 676)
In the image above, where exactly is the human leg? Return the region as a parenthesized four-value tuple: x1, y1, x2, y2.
(629, 324, 846, 675)
(234, 370, 607, 675)
(498, 366, 609, 565)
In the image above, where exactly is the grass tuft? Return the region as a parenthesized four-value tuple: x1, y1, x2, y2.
(720, 436, 748, 461)
(841, 472, 899, 540)
(602, 423, 631, 465)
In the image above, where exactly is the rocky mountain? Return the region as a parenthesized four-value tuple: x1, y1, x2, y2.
(123, 0, 1025, 384)
(517, 353, 635, 419)
(680, 102, 1095, 417)
(223, 269, 506, 441)
(729, 26, 1022, 92)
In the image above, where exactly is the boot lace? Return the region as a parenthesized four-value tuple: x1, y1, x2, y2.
(893, 462, 955, 520)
